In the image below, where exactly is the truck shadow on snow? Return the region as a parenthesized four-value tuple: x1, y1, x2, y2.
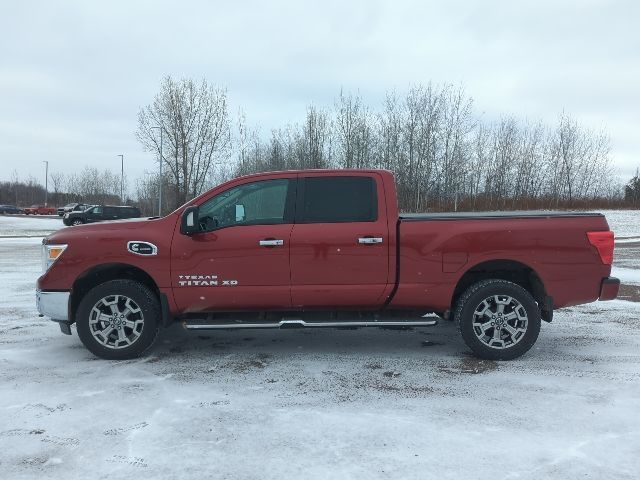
(98, 321, 499, 399)
(134, 320, 501, 379)
(153, 320, 466, 357)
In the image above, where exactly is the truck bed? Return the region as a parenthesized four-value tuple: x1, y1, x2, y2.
(391, 210, 612, 312)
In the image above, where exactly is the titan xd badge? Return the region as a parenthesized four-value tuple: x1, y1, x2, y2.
(177, 275, 239, 286)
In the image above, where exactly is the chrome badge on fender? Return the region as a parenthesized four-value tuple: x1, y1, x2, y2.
(127, 241, 158, 256)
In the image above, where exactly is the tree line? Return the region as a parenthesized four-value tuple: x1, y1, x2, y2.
(137, 77, 631, 214)
(230, 87, 621, 212)
(0, 167, 126, 208)
(2, 77, 638, 214)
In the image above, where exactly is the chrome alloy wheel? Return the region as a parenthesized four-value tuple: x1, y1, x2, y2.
(472, 295, 529, 349)
(89, 295, 144, 349)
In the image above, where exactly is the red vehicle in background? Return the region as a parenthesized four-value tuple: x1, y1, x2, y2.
(24, 205, 56, 215)
(36, 169, 619, 361)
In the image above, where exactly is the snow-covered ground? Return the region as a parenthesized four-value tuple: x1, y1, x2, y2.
(0, 215, 64, 237)
(1, 214, 639, 480)
(601, 210, 640, 239)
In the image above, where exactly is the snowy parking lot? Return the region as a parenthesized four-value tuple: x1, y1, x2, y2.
(1, 212, 639, 479)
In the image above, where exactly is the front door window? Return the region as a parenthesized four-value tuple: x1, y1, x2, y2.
(198, 179, 291, 232)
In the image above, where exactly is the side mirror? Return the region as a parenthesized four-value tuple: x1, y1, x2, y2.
(181, 205, 200, 235)
(235, 204, 245, 222)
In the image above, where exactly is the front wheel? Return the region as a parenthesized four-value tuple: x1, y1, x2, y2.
(455, 279, 541, 360)
(72, 219, 83, 226)
(76, 280, 160, 360)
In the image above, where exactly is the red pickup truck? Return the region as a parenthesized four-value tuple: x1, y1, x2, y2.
(36, 169, 618, 360)
(24, 205, 57, 215)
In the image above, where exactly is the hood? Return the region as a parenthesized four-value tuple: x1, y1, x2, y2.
(45, 215, 178, 245)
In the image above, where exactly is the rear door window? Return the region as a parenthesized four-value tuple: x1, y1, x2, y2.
(298, 176, 377, 223)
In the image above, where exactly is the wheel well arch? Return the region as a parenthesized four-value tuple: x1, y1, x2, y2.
(70, 263, 160, 323)
(451, 259, 552, 321)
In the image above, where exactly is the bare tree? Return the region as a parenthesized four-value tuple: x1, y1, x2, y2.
(303, 106, 330, 169)
(136, 76, 231, 208)
(49, 171, 65, 205)
(335, 90, 372, 169)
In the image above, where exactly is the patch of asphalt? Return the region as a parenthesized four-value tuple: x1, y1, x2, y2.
(618, 284, 640, 303)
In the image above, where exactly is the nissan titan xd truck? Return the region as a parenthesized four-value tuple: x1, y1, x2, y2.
(36, 169, 619, 360)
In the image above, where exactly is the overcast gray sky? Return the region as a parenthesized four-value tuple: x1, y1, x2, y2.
(1, 0, 638, 188)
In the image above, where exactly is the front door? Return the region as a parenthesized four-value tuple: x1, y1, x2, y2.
(171, 178, 295, 313)
(289, 174, 390, 308)
(85, 206, 103, 223)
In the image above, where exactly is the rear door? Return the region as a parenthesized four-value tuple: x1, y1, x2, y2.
(114, 207, 132, 219)
(103, 207, 119, 221)
(171, 177, 296, 312)
(289, 173, 390, 308)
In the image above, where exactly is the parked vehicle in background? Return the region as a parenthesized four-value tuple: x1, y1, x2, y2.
(57, 203, 90, 216)
(37, 169, 619, 361)
(62, 205, 141, 226)
(0, 204, 24, 214)
(24, 205, 56, 215)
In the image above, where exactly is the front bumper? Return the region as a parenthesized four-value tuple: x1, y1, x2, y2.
(36, 289, 70, 321)
(599, 277, 620, 301)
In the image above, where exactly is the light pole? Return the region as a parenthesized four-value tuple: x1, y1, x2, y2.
(117, 154, 124, 204)
(151, 126, 163, 216)
(42, 160, 49, 206)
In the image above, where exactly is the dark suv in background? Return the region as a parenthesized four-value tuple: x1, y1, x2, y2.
(0, 205, 23, 214)
(63, 205, 141, 226)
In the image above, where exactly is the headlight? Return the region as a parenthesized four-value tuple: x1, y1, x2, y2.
(42, 244, 67, 272)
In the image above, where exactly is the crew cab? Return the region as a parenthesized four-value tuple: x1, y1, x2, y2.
(36, 169, 619, 360)
(63, 205, 140, 226)
(24, 205, 56, 215)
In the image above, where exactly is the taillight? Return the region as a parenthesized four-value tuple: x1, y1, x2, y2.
(587, 231, 614, 265)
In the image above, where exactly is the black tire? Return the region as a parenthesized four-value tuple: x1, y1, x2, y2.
(455, 279, 541, 360)
(76, 279, 160, 360)
(72, 219, 83, 226)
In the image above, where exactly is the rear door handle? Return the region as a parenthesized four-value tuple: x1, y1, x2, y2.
(358, 237, 383, 245)
(259, 239, 284, 247)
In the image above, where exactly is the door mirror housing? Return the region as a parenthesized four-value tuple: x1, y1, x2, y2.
(235, 204, 245, 222)
(181, 205, 200, 235)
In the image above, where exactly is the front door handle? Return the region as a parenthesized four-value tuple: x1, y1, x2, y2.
(259, 239, 284, 247)
(358, 237, 383, 245)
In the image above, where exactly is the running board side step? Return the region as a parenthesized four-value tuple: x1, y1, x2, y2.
(183, 319, 438, 330)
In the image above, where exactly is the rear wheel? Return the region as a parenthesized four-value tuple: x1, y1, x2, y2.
(455, 279, 541, 360)
(76, 280, 160, 360)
